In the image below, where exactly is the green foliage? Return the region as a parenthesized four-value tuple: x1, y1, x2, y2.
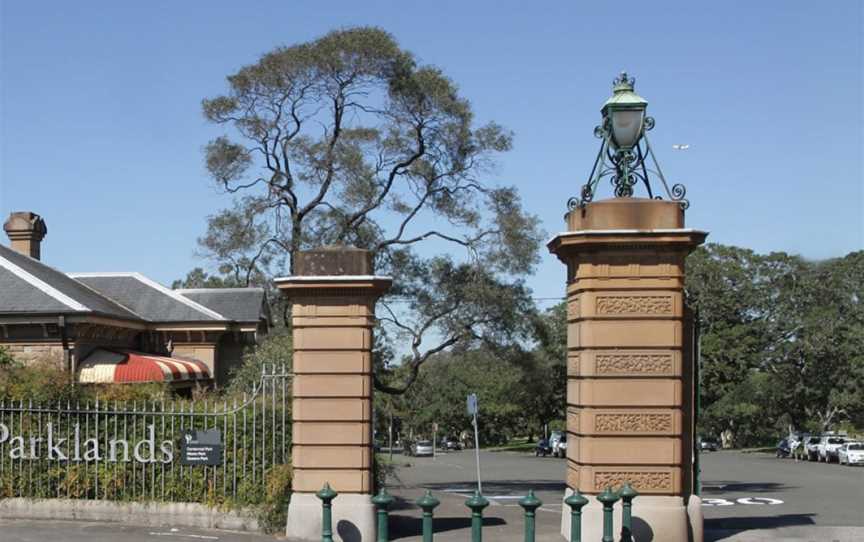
(0, 359, 79, 404)
(257, 464, 293, 534)
(687, 245, 864, 446)
(0, 346, 16, 367)
(227, 330, 293, 395)
(171, 267, 243, 289)
(386, 349, 550, 446)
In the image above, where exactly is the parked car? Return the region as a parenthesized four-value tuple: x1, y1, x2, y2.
(804, 435, 822, 461)
(442, 437, 463, 451)
(776, 439, 792, 458)
(698, 437, 719, 452)
(412, 440, 434, 457)
(549, 431, 564, 452)
(838, 442, 864, 466)
(535, 438, 553, 457)
(818, 435, 848, 463)
(554, 434, 568, 458)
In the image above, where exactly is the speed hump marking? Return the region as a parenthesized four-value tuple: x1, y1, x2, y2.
(703, 497, 784, 506)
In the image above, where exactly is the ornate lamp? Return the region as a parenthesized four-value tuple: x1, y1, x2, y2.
(570, 72, 689, 209)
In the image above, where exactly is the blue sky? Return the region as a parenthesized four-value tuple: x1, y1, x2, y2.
(1, 1, 861, 303)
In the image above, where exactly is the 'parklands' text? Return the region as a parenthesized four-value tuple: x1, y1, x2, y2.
(0, 422, 174, 463)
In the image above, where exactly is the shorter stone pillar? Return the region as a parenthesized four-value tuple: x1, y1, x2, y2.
(276, 247, 390, 542)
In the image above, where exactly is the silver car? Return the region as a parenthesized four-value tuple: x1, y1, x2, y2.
(413, 440, 434, 457)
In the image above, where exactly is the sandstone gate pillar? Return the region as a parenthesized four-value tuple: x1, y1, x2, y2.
(276, 247, 391, 542)
(548, 198, 707, 542)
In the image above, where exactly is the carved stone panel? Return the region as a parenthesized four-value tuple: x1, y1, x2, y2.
(595, 352, 674, 375)
(594, 413, 674, 433)
(594, 470, 673, 492)
(567, 296, 581, 320)
(595, 295, 674, 316)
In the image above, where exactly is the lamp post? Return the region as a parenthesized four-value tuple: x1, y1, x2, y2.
(571, 71, 688, 209)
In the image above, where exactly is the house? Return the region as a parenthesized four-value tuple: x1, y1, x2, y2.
(0, 211, 270, 387)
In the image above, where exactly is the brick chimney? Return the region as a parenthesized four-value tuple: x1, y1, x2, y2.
(4, 212, 47, 260)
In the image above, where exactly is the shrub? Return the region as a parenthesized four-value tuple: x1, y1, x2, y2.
(228, 329, 293, 394)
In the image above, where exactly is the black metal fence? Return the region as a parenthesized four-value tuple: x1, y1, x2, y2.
(0, 364, 290, 505)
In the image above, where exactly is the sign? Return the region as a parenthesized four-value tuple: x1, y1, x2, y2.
(180, 429, 223, 466)
(466, 393, 478, 416)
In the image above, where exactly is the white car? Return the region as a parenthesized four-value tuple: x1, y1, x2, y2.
(554, 435, 568, 458)
(412, 440, 434, 457)
(838, 442, 864, 466)
(818, 436, 848, 462)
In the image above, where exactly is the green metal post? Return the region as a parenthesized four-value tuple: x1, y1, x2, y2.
(465, 490, 489, 542)
(618, 483, 638, 542)
(564, 490, 589, 542)
(371, 488, 395, 542)
(316, 483, 338, 542)
(518, 490, 542, 542)
(596, 486, 619, 542)
(416, 490, 440, 542)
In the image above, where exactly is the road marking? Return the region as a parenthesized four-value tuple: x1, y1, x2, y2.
(736, 497, 783, 505)
(702, 498, 735, 506)
(702, 497, 784, 507)
(148, 532, 219, 540)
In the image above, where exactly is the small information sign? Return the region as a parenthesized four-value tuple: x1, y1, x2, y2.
(180, 429, 223, 466)
(466, 393, 478, 416)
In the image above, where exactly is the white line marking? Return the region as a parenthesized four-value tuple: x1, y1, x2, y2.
(148, 532, 219, 540)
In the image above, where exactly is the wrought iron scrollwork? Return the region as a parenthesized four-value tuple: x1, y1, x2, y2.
(569, 115, 689, 210)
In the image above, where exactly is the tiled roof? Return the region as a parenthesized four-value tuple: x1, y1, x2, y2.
(175, 288, 269, 324)
(69, 273, 226, 322)
(0, 245, 141, 320)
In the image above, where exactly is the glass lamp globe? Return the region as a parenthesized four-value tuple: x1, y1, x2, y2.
(602, 72, 648, 151)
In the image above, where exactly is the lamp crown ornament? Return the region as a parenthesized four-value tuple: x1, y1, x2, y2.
(569, 71, 689, 210)
(612, 71, 635, 91)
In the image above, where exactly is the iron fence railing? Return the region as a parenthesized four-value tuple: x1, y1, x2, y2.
(315, 481, 639, 542)
(0, 364, 290, 504)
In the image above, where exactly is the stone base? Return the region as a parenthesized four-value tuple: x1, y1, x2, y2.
(561, 489, 703, 542)
(286, 492, 375, 542)
(686, 495, 704, 542)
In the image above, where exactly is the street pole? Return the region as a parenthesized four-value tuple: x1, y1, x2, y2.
(389, 410, 393, 461)
(473, 409, 482, 494)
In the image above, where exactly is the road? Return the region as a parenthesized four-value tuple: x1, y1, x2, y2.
(700, 450, 864, 541)
(1, 450, 863, 541)
(387, 449, 864, 541)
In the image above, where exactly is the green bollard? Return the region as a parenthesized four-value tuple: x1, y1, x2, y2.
(316, 482, 338, 542)
(416, 490, 440, 542)
(465, 490, 490, 542)
(518, 490, 542, 542)
(596, 486, 619, 542)
(371, 488, 395, 542)
(618, 482, 638, 542)
(564, 490, 589, 542)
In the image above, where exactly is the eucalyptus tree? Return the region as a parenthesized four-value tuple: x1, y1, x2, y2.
(198, 27, 543, 392)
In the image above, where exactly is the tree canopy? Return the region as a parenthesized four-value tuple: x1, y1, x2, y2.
(196, 27, 543, 392)
(687, 245, 864, 444)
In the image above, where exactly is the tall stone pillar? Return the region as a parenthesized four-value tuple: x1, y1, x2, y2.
(275, 247, 390, 542)
(548, 198, 707, 542)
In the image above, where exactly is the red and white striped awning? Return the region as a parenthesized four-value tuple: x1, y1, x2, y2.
(78, 349, 211, 384)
